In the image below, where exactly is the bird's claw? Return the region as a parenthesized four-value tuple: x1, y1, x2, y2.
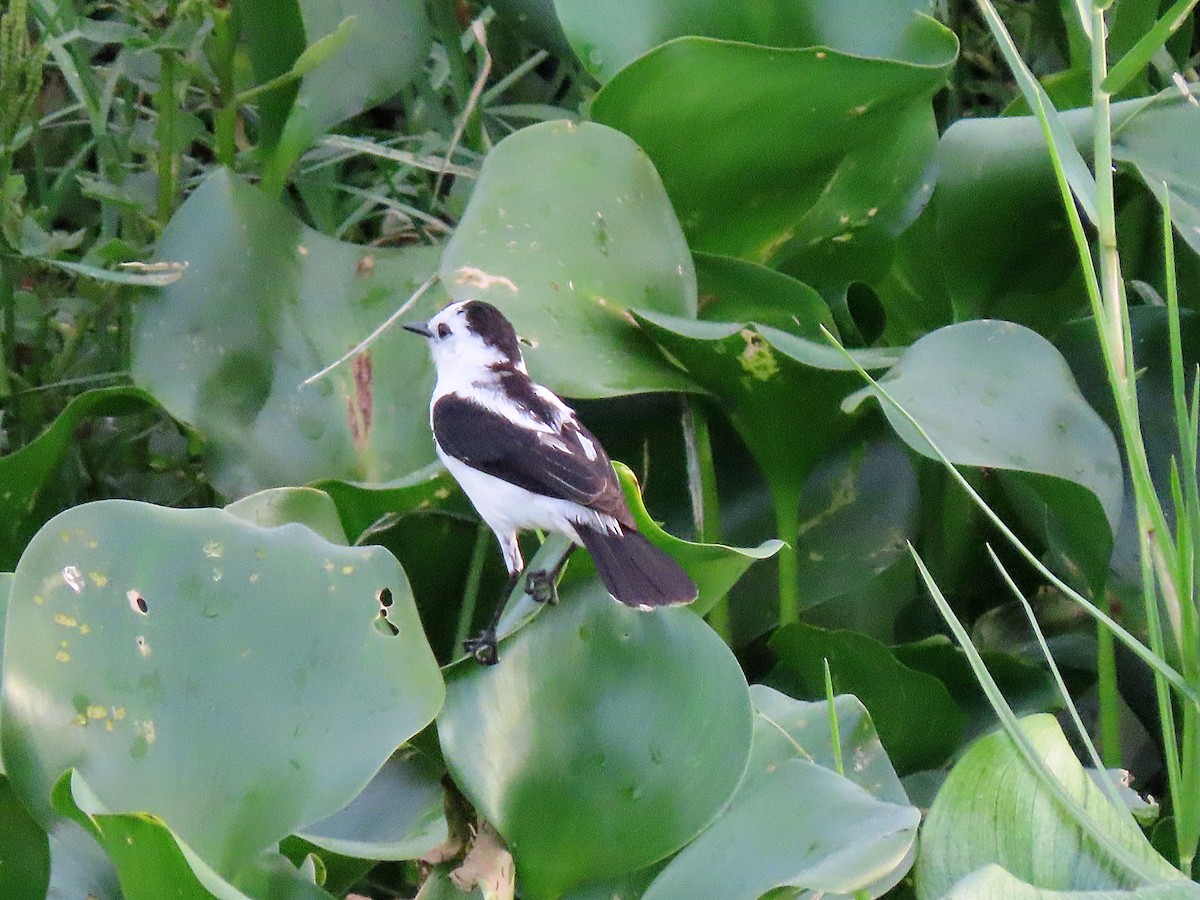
(525, 569, 559, 605)
(463, 630, 499, 666)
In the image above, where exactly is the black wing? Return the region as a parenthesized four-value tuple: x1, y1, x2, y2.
(432, 393, 631, 523)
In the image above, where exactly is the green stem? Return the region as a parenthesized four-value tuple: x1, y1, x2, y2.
(454, 522, 493, 651)
(1095, 591, 1122, 766)
(1, 252, 18, 427)
(154, 44, 179, 223)
(429, 0, 482, 151)
(211, 6, 238, 168)
(775, 491, 801, 626)
(683, 398, 728, 639)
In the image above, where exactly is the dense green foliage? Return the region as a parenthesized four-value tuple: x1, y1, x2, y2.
(2, 0, 1200, 897)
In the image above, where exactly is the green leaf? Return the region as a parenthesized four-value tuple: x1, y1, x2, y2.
(641, 686, 917, 899)
(588, 10, 956, 294)
(438, 120, 698, 398)
(1, 499, 443, 877)
(224, 487, 349, 545)
(769, 623, 966, 773)
(133, 169, 446, 498)
(931, 93, 1198, 328)
(295, 747, 447, 861)
(34, 257, 188, 286)
(1112, 91, 1200, 259)
(54, 772, 334, 900)
(0, 775, 49, 900)
(794, 431, 919, 639)
(941, 864, 1200, 899)
(615, 461, 782, 617)
(259, 0, 433, 190)
(557, 0, 950, 84)
(437, 581, 753, 899)
(915, 715, 1188, 897)
(0, 386, 158, 570)
(973, 0, 1097, 224)
(238, 0, 307, 150)
(843, 320, 1123, 589)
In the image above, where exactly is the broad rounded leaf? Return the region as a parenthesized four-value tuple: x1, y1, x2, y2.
(916, 715, 1185, 897)
(942, 864, 1200, 899)
(615, 462, 783, 617)
(590, 18, 956, 291)
(0, 775, 49, 900)
(0, 387, 157, 569)
(438, 120, 698, 398)
(437, 581, 752, 899)
(224, 487, 348, 545)
(844, 320, 1123, 535)
(643, 686, 918, 900)
(54, 773, 333, 900)
(134, 169, 446, 498)
(557, 0, 946, 83)
(1, 500, 443, 877)
(769, 623, 965, 773)
(1111, 92, 1200, 258)
(295, 748, 447, 861)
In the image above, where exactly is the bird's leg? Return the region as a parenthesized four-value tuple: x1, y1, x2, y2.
(463, 570, 519, 666)
(525, 542, 577, 605)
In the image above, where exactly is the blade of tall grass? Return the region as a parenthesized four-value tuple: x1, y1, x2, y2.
(820, 325, 1197, 706)
(913, 544, 1180, 883)
(1103, 0, 1200, 96)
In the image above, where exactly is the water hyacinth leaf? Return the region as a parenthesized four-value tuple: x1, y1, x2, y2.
(589, 14, 956, 294)
(932, 93, 1199, 328)
(693, 252, 834, 334)
(295, 748, 447, 861)
(794, 432, 919, 636)
(844, 320, 1123, 588)
(224, 487, 348, 545)
(133, 169, 447, 499)
(1112, 91, 1200, 259)
(260, 0, 434, 187)
(0, 386, 158, 570)
(0, 774, 49, 900)
(1, 500, 443, 878)
(437, 580, 753, 899)
(438, 120, 698, 399)
(769, 623, 965, 773)
(633, 310, 898, 509)
(556, 0, 944, 83)
(614, 462, 783, 617)
(54, 773, 334, 900)
(941, 864, 1200, 899)
(915, 715, 1187, 897)
(642, 686, 918, 899)
(45, 819, 122, 900)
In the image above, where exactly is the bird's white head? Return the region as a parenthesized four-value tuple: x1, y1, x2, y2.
(404, 300, 527, 384)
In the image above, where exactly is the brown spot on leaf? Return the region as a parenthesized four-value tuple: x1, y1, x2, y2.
(348, 354, 373, 450)
(356, 255, 375, 277)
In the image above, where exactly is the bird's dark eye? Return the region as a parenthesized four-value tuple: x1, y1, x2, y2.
(437, 323, 451, 339)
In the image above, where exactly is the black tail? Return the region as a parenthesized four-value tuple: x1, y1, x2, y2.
(577, 526, 697, 610)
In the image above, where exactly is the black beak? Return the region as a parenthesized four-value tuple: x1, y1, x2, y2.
(402, 322, 433, 338)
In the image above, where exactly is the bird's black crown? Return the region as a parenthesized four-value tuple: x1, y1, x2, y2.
(462, 300, 522, 365)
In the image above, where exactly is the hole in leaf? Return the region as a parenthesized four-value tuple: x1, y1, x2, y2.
(378, 587, 393, 608)
(373, 614, 399, 637)
(127, 590, 148, 614)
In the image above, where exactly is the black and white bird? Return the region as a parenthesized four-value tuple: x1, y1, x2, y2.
(404, 299, 697, 664)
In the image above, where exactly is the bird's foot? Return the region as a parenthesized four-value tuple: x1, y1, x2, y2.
(463, 630, 499, 666)
(525, 569, 559, 605)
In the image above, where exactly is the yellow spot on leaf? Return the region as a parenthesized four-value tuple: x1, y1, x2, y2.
(342, 565, 354, 575)
(33, 594, 43, 605)
(88, 571, 108, 587)
(105, 720, 115, 732)
(80, 624, 91, 635)
(249, 573, 260, 584)
(114, 707, 127, 720)
(738, 330, 780, 382)
(60, 531, 71, 542)
(54, 613, 78, 628)
(56, 650, 71, 663)
(87, 705, 107, 719)
(72, 714, 87, 726)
